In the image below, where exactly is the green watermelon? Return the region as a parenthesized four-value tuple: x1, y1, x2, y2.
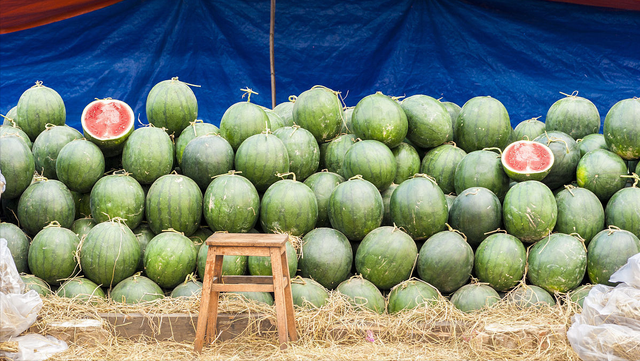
(273, 100, 295, 126)
(18, 179, 75, 235)
(90, 174, 145, 229)
(328, 177, 383, 241)
(577, 133, 608, 157)
(175, 120, 220, 166)
(144, 231, 198, 289)
(274, 126, 320, 181)
(392, 142, 421, 184)
(0, 222, 30, 273)
(0, 134, 34, 199)
(554, 185, 605, 246)
(352, 92, 408, 149)
(513, 117, 546, 141)
(576, 149, 628, 202)
(146, 77, 198, 136)
(133, 223, 155, 271)
(533, 131, 580, 191)
(545, 93, 600, 140)
(454, 96, 511, 152)
(505, 284, 555, 308)
(197, 244, 247, 280)
(55, 140, 105, 193)
(247, 240, 297, 277)
(28, 224, 80, 285)
(264, 108, 286, 131)
(110, 274, 164, 303)
(292, 86, 343, 142)
(569, 284, 594, 308)
(291, 277, 329, 308)
(501, 140, 554, 182)
(454, 149, 510, 201)
(70, 217, 97, 240)
(441, 101, 460, 142)
(527, 233, 587, 293)
(260, 179, 318, 236)
(503, 181, 557, 243)
(20, 274, 51, 296)
(57, 278, 106, 301)
(381, 183, 398, 226)
(220, 101, 270, 151)
(603, 98, 640, 160)
(80, 220, 140, 288)
(299, 227, 352, 289)
(341, 106, 354, 134)
(401, 95, 452, 149)
(15, 82, 66, 141)
(605, 187, 640, 239)
(0, 124, 32, 149)
(146, 174, 202, 236)
(81, 99, 135, 157)
(181, 134, 234, 190)
(171, 280, 203, 298)
(32, 125, 82, 179)
(122, 126, 174, 185)
(188, 227, 213, 250)
(474, 233, 526, 292)
(336, 276, 386, 314)
(387, 279, 439, 314)
(450, 283, 500, 313)
(587, 228, 640, 286)
(203, 173, 260, 233)
(2, 106, 18, 126)
(341, 139, 396, 190)
(324, 133, 356, 177)
(234, 132, 289, 192)
(448, 187, 502, 247)
(390, 175, 448, 240)
(303, 172, 345, 228)
(416, 230, 474, 294)
(420, 144, 467, 195)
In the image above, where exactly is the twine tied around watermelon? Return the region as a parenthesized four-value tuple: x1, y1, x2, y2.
(241, 87, 258, 102)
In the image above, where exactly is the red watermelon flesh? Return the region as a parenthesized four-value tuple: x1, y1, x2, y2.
(502, 141, 554, 182)
(82, 100, 134, 139)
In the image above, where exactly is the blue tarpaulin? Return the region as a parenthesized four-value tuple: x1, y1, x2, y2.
(1, 0, 639, 130)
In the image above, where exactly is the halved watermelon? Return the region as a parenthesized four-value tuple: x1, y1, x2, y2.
(81, 99, 135, 157)
(501, 140, 554, 182)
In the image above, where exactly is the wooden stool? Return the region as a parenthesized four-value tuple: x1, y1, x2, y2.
(194, 233, 297, 352)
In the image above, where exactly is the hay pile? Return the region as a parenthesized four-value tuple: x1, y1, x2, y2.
(30, 289, 583, 361)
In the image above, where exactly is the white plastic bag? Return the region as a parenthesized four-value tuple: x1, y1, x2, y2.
(0, 238, 24, 294)
(0, 334, 68, 361)
(579, 284, 640, 331)
(567, 314, 640, 361)
(609, 253, 640, 288)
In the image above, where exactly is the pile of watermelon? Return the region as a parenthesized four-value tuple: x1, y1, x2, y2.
(1, 81, 639, 314)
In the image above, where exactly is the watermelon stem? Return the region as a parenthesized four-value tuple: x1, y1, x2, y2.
(288, 95, 297, 103)
(483, 228, 507, 236)
(445, 223, 468, 242)
(240, 87, 259, 103)
(543, 131, 570, 154)
(43, 220, 62, 228)
(482, 147, 503, 156)
(606, 225, 623, 235)
(559, 91, 579, 98)
(276, 172, 296, 182)
(32, 80, 44, 88)
(171, 77, 201, 88)
(0, 113, 17, 126)
(620, 173, 639, 188)
(411, 173, 438, 185)
(162, 228, 185, 236)
(569, 233, 588, 253)
(563, 184, 576, 197)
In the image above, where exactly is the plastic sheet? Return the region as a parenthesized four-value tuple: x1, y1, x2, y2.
(609, 253, 640, 288)
(0, 334, 69, 361)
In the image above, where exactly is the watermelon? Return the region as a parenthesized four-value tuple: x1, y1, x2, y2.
(441, 101, 460, 142)
(171, 280, 203, 298)
(355, 226, 417, 290)
(454, 149, 510, 201)
(197, 244, 247, 280)
(146, 77, 198, 136)
(380, 183, 398, 226)
(188, 227, 212, 250)
(416, 230, 473, 294)
(247, 240, 298, 278)
(20, 274, 51, 296)
(15, 82, 66, 141)
(501, 140, 554, 182)
(70, 217, 97, 240)
(324, 133, 356, 176)
(474, 233, 526, 292)
(55, 140, 105, 193)
(527, 233, 587, 293)
(303, 172, 345, 228)
(273, 100, 295, 126)
(2, 106, 18, 126)
(260, 179, 318, 236)
(352, 92, 408, 149)
(264, 108, 286, 131)
(57, 278, 106, 301)
(90, 174, 145, 229)
(122, 126, 174, 185)
(28, 224, 80, 285)
(603, 98, 640, 160)
(577, 133, 608, 157)
(292, 86, 343, 142)
(110, 274, 164, 303)
(0, 222, 30, 273)
(390, 175, 448, 240)
(133, 223, 155, 271)
(450, 283, 500, 313)
(0, 124, 32, 149)
(80, 220, 140, 288)
(234, 132, 289, 192)
(503, 180, 557, 243)
(18, 179, 75, 235)
(392, 142, 421, 184)
(513, 117, 546, 142)
(298, 228, 352, 289)
(533, 131, 580, 191)
(554, 185, 605, 246)
(420, 144, 467, 195)
(576, 149, 629, 202)
(181, 134, 234, 190)
(454, 96, 511, 152)
(336, 276, 386, 314)
(606, 187, 640, 239)
(291, 277, 329, 308)
(220, 101, 270, 151)
(569, 284, 594, 308)
(545, 93, 600, 140)
(144, 231, 198, 289)
(341, 139, 396, 191)
(587, 228, 640, 286)
(387, 279, 439, 314)
(146, 174, 203, 236)
(203, 173, 260, 233)
(505, 284, 555, 308)
(175, 120, 220, 167)
(448, 187, 502, 247)
(274, 126, 320, 181)
(328, 177, 383, 241)
(227, 291, 274, 305)
(32, 125, 82, 179)
(401, 95, 452, 149)
(0, 134, 34, 199)
(341, 106, 354, 134)
(81, 99, 135, 157)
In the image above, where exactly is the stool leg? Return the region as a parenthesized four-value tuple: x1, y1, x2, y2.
(194, 247, 217, 352)
(281, 248, 297, 342)
(270, 247, 289, 349)
(206, 254, 225, 344)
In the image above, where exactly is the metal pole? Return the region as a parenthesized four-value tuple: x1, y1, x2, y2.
(270, 0, 276, 109)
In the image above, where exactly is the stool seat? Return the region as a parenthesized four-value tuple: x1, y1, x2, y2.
(194, 233, 297, 352)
